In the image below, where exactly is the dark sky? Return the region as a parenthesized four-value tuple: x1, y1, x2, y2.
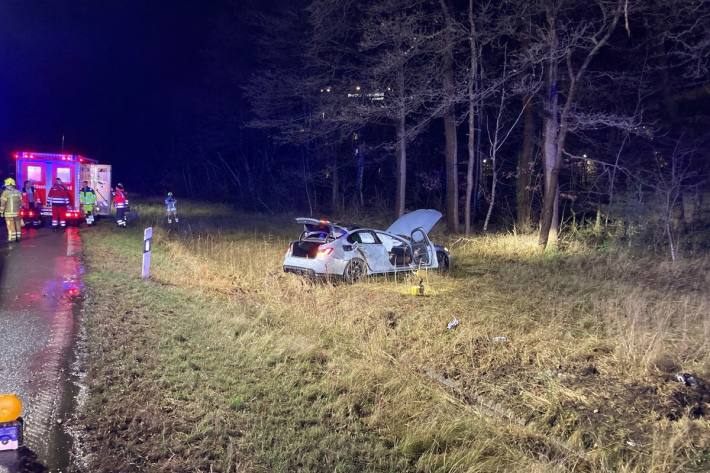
(0, 0, 231, 181)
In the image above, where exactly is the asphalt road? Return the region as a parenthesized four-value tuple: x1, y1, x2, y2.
(0, 227, 82, 473)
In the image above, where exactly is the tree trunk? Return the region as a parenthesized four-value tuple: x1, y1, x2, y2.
(443, 109, 458, 232)
(483, 163, 497, 232)
(395, 109, 407, 217)
(538, 19, 559, 249)
(473, 87, 482, 219)
(331, 151, 339, 213)
(538, 1, 621, 248)
(516, 97, 534, 231)
(465, 0, 478, 235)
(355, 145, 364, 208)
(539, 114, 560, 248)
(441, 0, 459, 233)
(465, 106, 476, 235)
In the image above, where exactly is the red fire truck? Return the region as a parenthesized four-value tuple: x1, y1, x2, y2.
(13, 151, 112, 224)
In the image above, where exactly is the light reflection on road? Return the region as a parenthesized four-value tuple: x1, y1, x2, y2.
(0, 227, 83, 472)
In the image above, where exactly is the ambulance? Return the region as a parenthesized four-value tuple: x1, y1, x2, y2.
(13, 151, 112, 224)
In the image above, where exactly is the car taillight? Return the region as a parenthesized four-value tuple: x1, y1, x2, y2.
(317, 247, 334, 258)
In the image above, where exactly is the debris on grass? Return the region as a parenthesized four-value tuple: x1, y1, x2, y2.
(675, 372, 698, 387)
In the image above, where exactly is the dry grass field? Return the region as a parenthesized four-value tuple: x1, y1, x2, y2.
(73, 200, 710, 472)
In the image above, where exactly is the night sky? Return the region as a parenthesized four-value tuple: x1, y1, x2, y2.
(0, 0, 231, 183)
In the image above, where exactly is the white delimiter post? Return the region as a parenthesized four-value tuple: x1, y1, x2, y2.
(142, 227, 153, 279)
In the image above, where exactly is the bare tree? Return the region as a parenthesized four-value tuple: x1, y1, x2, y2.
(515, 97, 536, 231)
(357, 0, 445, 217)
(529, 0, 626, 249)
(644, 140, 700, 261)
(464, 0, 479, 235)
(482, 58, 533, 232)
(439, 0, 460, 232)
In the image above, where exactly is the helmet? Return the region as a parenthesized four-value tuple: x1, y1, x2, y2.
(4, 177, 15, 187)
(167, 192, 173, 197)
(116, 183, 124, 189)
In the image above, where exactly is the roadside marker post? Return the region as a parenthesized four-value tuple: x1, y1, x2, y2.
(142, 227, 153, 279)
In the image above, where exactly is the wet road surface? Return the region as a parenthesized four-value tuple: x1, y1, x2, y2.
(0, 228, 83, 472)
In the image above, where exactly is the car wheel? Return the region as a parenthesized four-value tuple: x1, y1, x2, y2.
(343, 258, 367, 284)
(436, 251, 450, 273)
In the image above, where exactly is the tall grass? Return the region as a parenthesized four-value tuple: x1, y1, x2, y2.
(78, 201, 710, 472)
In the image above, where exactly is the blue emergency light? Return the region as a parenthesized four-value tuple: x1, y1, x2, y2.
(0, 420, 23, 451)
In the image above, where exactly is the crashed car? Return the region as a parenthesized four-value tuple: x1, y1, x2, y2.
(283, 209, 451, 282)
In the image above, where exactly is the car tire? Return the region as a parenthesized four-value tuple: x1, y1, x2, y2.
(343, 258, 367, 284)
(436, 251, 451, 273)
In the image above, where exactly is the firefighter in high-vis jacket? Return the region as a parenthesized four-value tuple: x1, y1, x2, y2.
(0, 178, 23, 242)
(47, 178, 71, 230)
(112, 183, 128, 227)
(79, 180, 97, 225)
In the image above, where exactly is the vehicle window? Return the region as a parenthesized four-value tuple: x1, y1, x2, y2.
(56, 167, 72, 183)
(27, 166, 42, 182)
(412, 229, 426, 243)
(359, 232, 376, 244)
(347, 231, 379, 244)
(376, 232, 404, 251)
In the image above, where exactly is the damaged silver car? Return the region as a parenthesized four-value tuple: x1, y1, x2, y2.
(283, 209, 451, 283)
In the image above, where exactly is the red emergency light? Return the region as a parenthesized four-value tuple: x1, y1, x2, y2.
(64, 210, 81, 219)
(13, 152, 95, 163)
(18, 209, 37, 218)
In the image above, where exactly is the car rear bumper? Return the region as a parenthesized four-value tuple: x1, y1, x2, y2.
(283, 265, 316, 277)
(282, 255, 348, 277)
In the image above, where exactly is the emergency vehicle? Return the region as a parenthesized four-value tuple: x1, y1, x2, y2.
(13, 151, 112, 224)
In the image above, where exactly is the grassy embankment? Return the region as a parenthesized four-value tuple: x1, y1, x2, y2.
(75, 199, 709, 472)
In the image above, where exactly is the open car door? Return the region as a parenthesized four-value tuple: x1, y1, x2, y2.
(410, 227, 435, 267)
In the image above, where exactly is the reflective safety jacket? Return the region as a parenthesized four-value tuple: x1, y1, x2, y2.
(48, 184, 70, 207)
(165, 196, 177, 212)
(113, 189, 128, 209)
(80, 187, 97, 206)
(0, 186, 23, 217)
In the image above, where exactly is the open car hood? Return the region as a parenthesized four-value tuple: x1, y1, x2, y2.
(386, 209, 443, 236)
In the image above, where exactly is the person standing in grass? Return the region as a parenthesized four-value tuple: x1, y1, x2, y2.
(112, 183, 128, 228)
(80, 181, 97, 226)
(165, 192, 178, 224)
(1, 178, 23, 242)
